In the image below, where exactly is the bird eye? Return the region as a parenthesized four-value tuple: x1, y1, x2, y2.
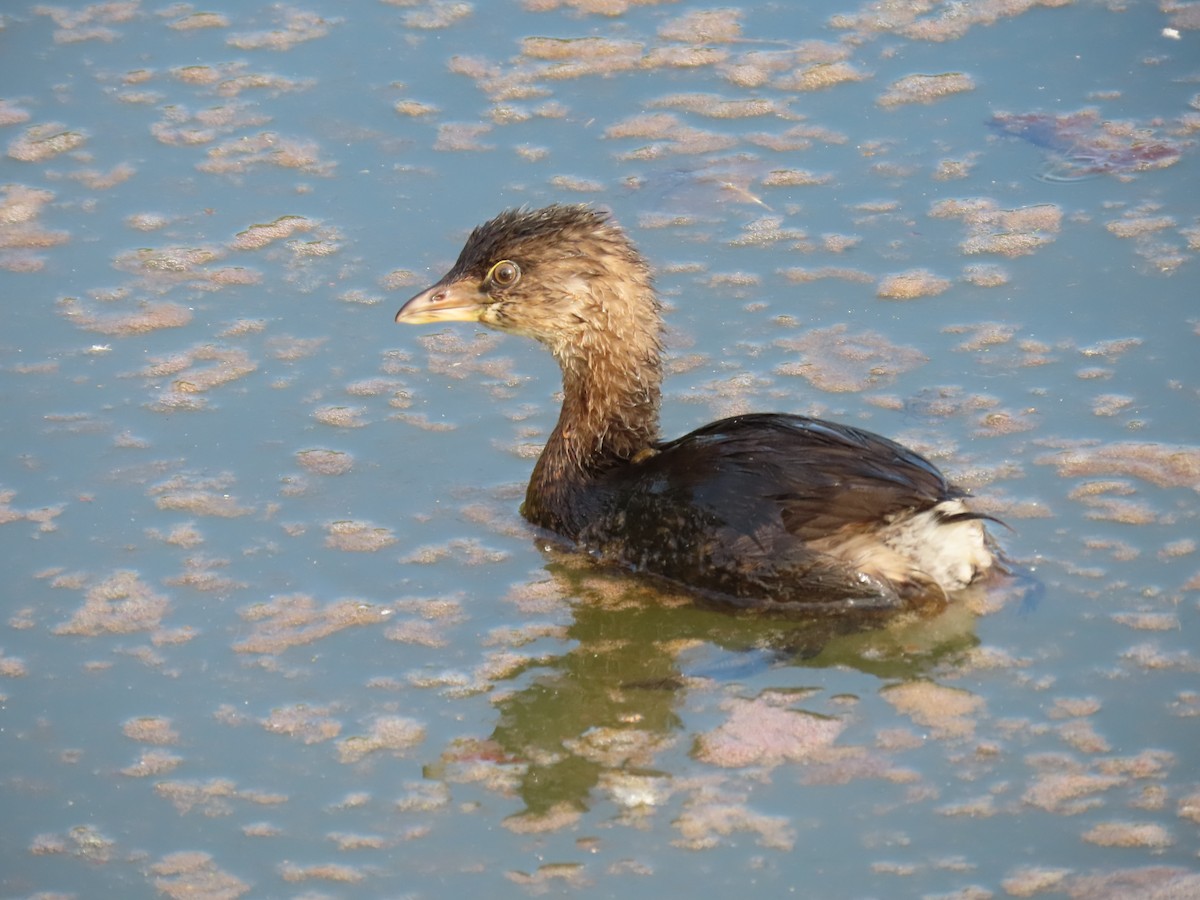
(487, 260, 520, 289)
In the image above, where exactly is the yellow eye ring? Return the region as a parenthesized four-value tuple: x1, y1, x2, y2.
(486, 260, 521, 289)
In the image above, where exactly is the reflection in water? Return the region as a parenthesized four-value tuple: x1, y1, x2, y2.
(433, 553, 981, 819)
(624, 155, 774, 216)
(988, 109, 1188, 182)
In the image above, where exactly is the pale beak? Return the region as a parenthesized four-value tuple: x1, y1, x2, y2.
(394, 279, 485, 324)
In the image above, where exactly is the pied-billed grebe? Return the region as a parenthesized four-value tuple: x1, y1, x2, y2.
(395, 204, 997, 613)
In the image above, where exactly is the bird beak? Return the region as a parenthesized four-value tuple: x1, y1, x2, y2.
(394, 279, 485, 324)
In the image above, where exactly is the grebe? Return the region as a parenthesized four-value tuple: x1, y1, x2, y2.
(395, 204, 996, 613)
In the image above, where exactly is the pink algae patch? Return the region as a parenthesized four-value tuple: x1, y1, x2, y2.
(59, 298, 192, 336)
(123, 716, 181, 745)
(1002, 867, 1072, 897)
(648, 92, 783, 119)
(524, 36, 645, 81)
(403, 3, 473, 29)
(260, 704, 342, 744)
(328, 832, 388, 850)
(198, 132, 333, 176)
(522, 0, 674, 13)
(657, 8, 742, 43)
(957, 260, 1010, 291)
(0, 489, 65, 534)
(882, 681, 983, 739)
(0, 183, 56, 223)
(165, 556, 245, 595)
(695, 697, 844, 768)
(114, 244, 222, 277)
(0, 99, 31, 126)
(30, 824, 116, 861)
(7, 122, 87, 161)
(520, 37, 633, 64)
(503, 803, 583, 835)
(312, 405, 368, 428)
(168, 11, 230, 30)
(394, 98, 438, 117)
(505, 863, 588, 890)
(760, 168, 832, 187)
(324, 520, 398, 552)
(34, 1, 138, 43)
(150, 852, 249, 900)
(268, 335, 326, 361)
(154, 777, 278, 816)
(150, 474, 254, 518)
(780, 266, 874, 285)
(336, 715, 426, 764)
(1022, 772, 1123, 814)
(433, 122, 494, 151)
(1067, 868, 1200, 900)
(673, 783, 796, 850)
(233, 594, 391, 654)
(1082, 821, 1174, 849)
(53, 570, 169, 636)
(226, 8, 334, 51)
(878, 72, 975, 108)
(231, 215, 318, 250)
(88, 302, 192, 333)
(929, 198, 1062, 258)
(0, 184, 70, 271)
(121, 749, 184, 777)
(1179, 791, 1200, 824)
(296, 449, 354, 476)
(643, 46, 729, 70)
(775, 325, 926, 392)
(876, 268, 952, 299)
(1037, 442, 1200, 491)
(278, 862, 366, 884)
(385, 613, 455, 649)
(776, 61, 869, 92)
(830, 0, 1072, 42)
(139, 345, 258, 411)
(0, 651, 28, 677)
(603, 112, 738, 157)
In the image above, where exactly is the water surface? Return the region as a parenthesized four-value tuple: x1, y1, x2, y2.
(1, 1, 1198, 897)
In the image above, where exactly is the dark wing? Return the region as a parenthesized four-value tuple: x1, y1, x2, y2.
(650, 413, 956, 538)
(582, 413, 959, 609)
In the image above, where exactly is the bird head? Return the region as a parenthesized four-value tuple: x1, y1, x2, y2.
(395, 204, 655, 359)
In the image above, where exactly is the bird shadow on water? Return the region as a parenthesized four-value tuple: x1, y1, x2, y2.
(428, 546, 1012, 821)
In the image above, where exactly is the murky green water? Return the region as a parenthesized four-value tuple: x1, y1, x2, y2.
(2, 1, 1198, 897)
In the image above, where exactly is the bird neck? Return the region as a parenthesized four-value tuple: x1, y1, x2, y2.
(554, 337, 662, 466)
(532, 276, 663, 484)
